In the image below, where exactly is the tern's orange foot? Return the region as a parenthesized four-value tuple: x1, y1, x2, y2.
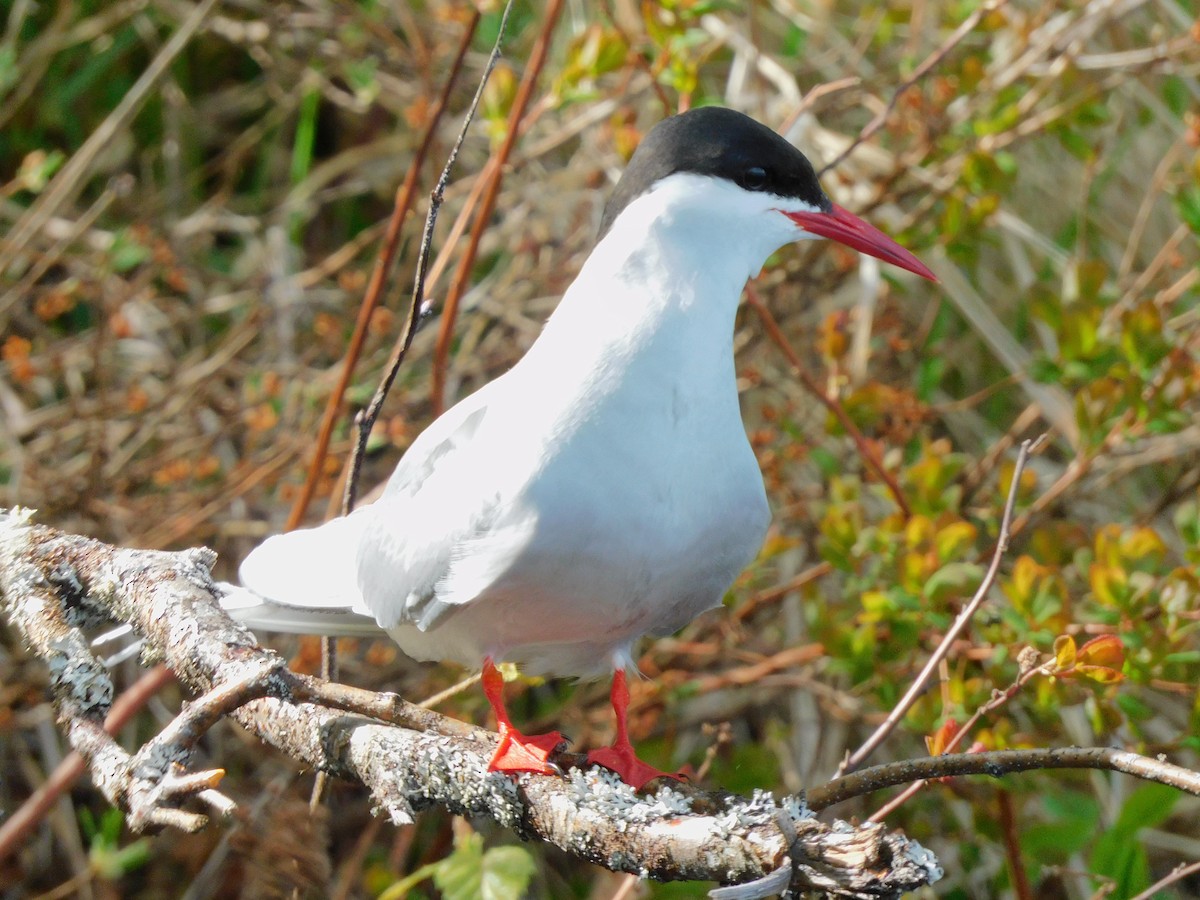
(488, 726, 566, 776)
(587, 743, 687, 790)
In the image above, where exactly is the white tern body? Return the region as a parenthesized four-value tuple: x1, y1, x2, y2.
(231, 107, 934, 688)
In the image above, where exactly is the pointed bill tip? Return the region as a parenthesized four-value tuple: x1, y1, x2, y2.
(783, 203, 938, 283)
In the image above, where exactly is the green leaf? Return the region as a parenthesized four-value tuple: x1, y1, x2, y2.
(480, 846, 537, 900)
(1089, 833, 1148, 897)
(923, 562, 984, 604)
(17, 149, 66, 193)
(432, 833, 536, 900)
(1112, 783, 1180, 834)
(433, 833, 485, 900)
(108, 230, 150, 273)
(0, 45, 16, 95)
(809, 446, 840, 479)
(1115, 693, 1153, 722)
(1088, 784, 1182, 896)
(1162, 76, 1188, 116)
(1021, 819, 1094, 860)
(1176, 187, 1200, 236)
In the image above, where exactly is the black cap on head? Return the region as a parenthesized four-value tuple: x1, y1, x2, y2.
(598, 107, 831, 239)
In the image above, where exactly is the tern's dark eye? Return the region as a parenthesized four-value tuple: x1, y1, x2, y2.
(738, 166, 769, 191)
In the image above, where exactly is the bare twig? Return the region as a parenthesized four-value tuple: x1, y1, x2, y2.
(0, 664, 175, 863)
(863, 644, 1054, 821)
(343, 0, 515, 513)
(733, 561, 833, 622)
(819, 0, 1006, 175)
(285, 11, 480, 532)
(1128, 860, 1200, 900)
(997, 789, 1034, 900)
(779, 77, 861, 134)
(298, 11, 484, 814)
(746, 286, 913, 518)
(430, 0, 565, 414)
(838, 434, 1048, 775)
(808, 746, 1200, 811)
(0, 174, 129, 319)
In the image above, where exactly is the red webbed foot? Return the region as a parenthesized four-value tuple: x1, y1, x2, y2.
(482, 658, 567, 776)
(586, 669, 687, 789)
(490, 724, 566, 775)
(586, 743, 686, 790)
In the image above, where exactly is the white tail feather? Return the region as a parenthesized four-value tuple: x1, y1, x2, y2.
(227, 512, 383, 636)
(219, 584, 383, 636)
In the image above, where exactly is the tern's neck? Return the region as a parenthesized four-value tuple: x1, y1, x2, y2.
(543, 201, 766, 354)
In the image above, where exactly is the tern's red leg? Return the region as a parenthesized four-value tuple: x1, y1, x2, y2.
(482, 658, 565, 775)
(586, 669, 686, 790)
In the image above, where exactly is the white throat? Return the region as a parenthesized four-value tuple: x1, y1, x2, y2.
(523, 172, 803, 384)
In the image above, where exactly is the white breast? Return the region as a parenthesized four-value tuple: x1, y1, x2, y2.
(357, 174, 775, 676)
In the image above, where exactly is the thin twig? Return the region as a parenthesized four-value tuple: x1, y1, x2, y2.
(865, 778, 925, 821)
(285, 11, 480, 533)
(862, 649, 1052, 822)
(299, 11, 483, 816)
(429, 0, 566, 414)
(343, 0, 516, 513)
(0, 174, 129, 319)
(308, 633, 338, 811)
(417, 671, 482, 710)
(733, 561, 833, 622)
(819, 0, 1006, 176)
(745, 285, 912, 519)
(1128, 859, 1200, 900)
(997, 789, 1034, 900)
(838, 434, 1048, 775)
(779, 76, 860, 134)
(0, 665, 176, 864)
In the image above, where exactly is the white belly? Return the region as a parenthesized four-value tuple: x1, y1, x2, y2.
(383, 375, 770, 676)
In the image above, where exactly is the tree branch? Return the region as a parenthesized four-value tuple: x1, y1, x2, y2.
(0, 509, 939, 898)
(808, 747, 1200, 812)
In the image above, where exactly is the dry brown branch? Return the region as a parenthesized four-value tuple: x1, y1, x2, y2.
(808, 747, 1200, 811)
(430, 0, 565, 414)
(0, 509, 941, 898)
(0, 663, 174, 863)
(285, 10, 481, 533)
(745, 284, 913, 519)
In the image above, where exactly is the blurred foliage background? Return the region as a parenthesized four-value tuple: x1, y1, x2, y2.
(2, 0, 1199, 897)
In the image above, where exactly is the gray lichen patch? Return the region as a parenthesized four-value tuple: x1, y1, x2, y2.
(905, 839, 944, 883)
(46, 635, 113, 716)
(715, 789, 780, 831)
(564, 768, 694, 825)
(351, 726, 525, 831)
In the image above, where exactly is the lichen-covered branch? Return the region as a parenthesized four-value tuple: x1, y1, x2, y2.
(0, 509, 940, 898)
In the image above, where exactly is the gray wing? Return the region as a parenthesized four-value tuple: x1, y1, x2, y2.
(355, 377, 540, 630)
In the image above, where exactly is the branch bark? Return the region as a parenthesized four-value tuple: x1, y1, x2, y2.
(809, 747, 1200, 811)
(0, 510, 939, 898)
